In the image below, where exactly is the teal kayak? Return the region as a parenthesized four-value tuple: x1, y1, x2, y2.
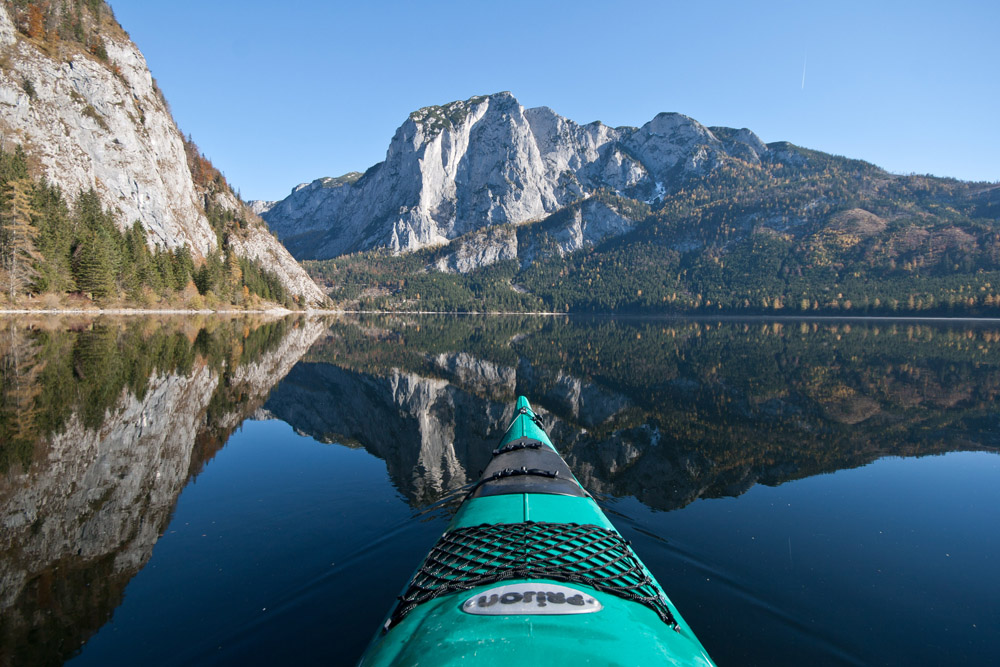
(359, 396, 715, 666)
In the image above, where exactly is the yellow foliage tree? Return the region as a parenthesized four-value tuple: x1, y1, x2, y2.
(2, 178, 40, 301)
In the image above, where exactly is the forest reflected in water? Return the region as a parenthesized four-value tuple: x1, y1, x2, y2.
(1, 314, 999, 665)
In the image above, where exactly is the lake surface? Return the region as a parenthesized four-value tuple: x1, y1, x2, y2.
(2, 314, 999, 665)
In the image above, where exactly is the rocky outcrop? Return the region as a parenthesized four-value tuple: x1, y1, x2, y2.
(516, 196, 641, 268)
(0, 4, 324, 305)
(432, 224, 518, 274)
(210, 190, 327, 306)
(428, 196, 642, 275)
(259, 92, 768, 262)
(248, 199, 277, 217)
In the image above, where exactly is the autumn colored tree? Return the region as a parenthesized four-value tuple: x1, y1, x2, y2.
(27, 4, 46, 39)
(1, 178, 41, 300)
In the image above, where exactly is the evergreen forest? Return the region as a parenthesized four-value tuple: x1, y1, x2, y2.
(0, 315, 301, 473)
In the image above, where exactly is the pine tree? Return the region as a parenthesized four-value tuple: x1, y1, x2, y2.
(122, 221, 152, 299)
(72, 227, 115, 299)
(172, 245, 194, 291)
(31, 179, 74, 293)
(224, 250, 242, 304)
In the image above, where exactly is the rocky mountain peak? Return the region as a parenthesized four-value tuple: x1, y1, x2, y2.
(260, 92, 770, 261)
(261, 92, 767, 259)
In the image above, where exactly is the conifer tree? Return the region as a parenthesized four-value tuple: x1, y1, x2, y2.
(72, 227, 115, 299)
(31, 179, 74, 292)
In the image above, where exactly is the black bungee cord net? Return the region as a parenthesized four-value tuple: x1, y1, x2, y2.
(385, 521, 678, 631)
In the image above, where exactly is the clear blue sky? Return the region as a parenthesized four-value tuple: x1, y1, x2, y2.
(109, 0, 999, 202)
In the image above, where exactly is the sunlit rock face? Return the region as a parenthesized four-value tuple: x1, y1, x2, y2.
(0, 6, 324, 305)
(259, 92, 767, 262)
(0, 7, 214, 255)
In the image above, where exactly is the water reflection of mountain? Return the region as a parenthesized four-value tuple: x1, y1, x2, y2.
(0, 316, 325, 667)
(265, 316, 1000, 510)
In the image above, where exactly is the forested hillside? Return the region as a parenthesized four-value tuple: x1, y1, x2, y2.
(0, 143, 293, 308)
(307, 143, 1000, 315)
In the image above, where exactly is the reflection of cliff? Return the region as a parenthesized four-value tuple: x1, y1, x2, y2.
(263, 362, 513, 504)
(0, 316, 325, 667)
(263, 356, 730, 509)
(0, 367, 217, 665)
(281, 317, 1000, 511)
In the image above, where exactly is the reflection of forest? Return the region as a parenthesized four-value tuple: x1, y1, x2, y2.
(0, 316, 325, 666)
(270, 315, 1000, 509)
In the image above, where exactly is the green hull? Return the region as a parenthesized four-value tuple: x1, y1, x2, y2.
(359, 397, 715, 666)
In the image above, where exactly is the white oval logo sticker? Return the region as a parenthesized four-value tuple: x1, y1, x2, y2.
(462, 583, 602, 615)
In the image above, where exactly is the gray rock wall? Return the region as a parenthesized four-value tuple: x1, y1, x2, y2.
(0, 6, 323, 305)
(260, 92, 768, 263)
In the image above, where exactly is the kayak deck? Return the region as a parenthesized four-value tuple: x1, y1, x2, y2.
(359, 397, 715, 666)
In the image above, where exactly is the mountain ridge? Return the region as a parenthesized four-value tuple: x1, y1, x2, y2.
(289, 93, 999, 315)
(257, 91, 770, 260)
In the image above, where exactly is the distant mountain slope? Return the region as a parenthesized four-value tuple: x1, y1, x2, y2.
(258, 91, 768, 260)
(262, 90, 998, 316)
(294, 98, 998, 314)
(0, 1, 325, 306)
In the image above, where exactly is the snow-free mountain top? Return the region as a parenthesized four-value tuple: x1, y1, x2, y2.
(257, 91, 769, 260)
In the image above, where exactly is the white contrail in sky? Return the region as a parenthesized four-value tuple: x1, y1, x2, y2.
(801, 53, 807, 90)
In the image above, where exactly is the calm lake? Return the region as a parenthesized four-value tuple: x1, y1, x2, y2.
(2, 314, 999, 665)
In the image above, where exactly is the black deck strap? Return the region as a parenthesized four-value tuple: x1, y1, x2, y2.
(466, 467, 558, 497)
(385, 521, 679, 631)
(492, 437, 545, 457)
(470, 445, 587, 499)
(487, 466, 558, 481)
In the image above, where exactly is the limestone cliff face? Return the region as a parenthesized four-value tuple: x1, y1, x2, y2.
(0, 5, 324, 305)
(259, 92, 768, 262)
(0, 7, 213, 254)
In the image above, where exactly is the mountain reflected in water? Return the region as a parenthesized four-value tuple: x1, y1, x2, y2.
(1, 313, 998, 665)
(0, 316, 326, 666)
(263, 315, 1000, 509)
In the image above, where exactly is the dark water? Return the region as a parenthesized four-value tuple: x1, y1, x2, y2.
(2, 314, 999, 665)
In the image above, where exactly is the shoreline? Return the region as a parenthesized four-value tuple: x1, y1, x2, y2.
(0, 308, 997, 323)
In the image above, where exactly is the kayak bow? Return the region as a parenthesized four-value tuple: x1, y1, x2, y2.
(359, 396, 715, 666)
